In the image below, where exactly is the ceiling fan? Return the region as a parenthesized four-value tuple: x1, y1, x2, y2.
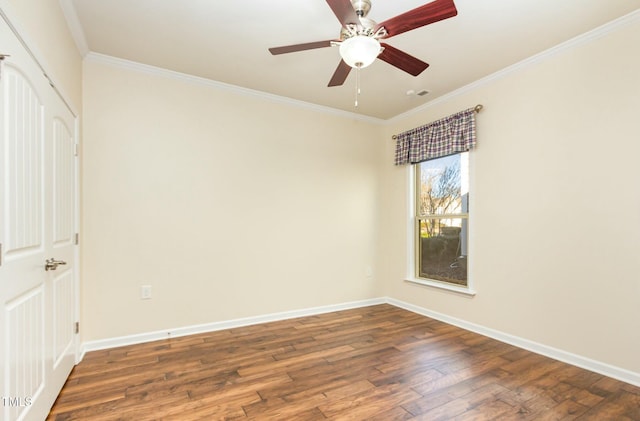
(269, 0, 458, 87)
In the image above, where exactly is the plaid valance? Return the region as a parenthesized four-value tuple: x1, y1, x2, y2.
(394, 107, 477, 166)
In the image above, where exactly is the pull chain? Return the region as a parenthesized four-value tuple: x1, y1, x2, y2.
(355, 65, 361, 107)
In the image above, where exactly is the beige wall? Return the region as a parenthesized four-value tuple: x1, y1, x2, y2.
(379, 20, 640, 374)
(4, 0, 82, 110)
(82, 58, 383, 341)
(8, 0, 638, 380)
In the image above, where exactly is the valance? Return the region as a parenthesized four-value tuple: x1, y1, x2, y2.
(394, 107, 477, 166)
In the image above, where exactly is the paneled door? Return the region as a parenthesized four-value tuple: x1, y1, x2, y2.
(0, 16, 78, 421)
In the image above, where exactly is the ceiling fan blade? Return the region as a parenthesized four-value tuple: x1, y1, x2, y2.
(269, 40, 333, 55)
(328, 60, 352, 87)
(376, 0, 457, 38)
(378, 43, 429, 76)
(326, 0, 361, 27)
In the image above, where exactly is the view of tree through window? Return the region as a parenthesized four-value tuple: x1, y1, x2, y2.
(416, 153, 469, 286)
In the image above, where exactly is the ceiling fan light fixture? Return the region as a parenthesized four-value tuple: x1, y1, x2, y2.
(339, 35, 381, 68)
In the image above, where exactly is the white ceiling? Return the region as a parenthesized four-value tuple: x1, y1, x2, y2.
(66, 0, 640, 120)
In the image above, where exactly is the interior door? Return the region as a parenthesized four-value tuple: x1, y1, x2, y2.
(0, 16, 78, 421)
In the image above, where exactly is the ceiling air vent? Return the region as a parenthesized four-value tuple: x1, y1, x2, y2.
(406, 89, 430, 97)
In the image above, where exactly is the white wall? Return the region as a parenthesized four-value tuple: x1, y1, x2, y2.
(82, 58, 383, 341)
(378, 18, 640, 375)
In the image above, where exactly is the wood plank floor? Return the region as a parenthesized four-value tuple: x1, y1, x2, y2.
(48, 304, 640, 420)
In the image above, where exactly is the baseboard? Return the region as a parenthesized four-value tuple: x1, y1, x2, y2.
(386, 297, 640, 388)
(80, 296, 640, 388)
(80, 297, 386, 356)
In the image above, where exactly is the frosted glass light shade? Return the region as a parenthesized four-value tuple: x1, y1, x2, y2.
(339, 35, 381, 68)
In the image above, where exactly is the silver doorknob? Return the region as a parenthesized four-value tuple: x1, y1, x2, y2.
(45, 258, 67, 271)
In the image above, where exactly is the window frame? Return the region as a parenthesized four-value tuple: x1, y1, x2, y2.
(405, 155, 476, 296)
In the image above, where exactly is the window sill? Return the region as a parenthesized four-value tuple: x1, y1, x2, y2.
(405, 278, 476, 296)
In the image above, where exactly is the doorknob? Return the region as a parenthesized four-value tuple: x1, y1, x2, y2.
(45, 258, 67, 271)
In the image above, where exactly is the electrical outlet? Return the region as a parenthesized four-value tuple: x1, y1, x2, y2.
(141, 285, 152, 300)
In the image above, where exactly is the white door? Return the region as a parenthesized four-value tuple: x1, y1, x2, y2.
(0, 16, 78, 421)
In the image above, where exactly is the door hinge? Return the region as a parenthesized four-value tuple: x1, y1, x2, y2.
(74, 233, 79, 245)
(0, 242, 3, 267)
(0, 54, 9, 81)
(75, 322, 79, 334)
(74, 143, 79, 156)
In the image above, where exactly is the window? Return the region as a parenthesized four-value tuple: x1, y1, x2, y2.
(415, 152, 469, 287)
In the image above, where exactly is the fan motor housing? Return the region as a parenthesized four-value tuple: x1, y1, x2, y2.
(351, 0, 372, 17)
(340, 0, 378, 41)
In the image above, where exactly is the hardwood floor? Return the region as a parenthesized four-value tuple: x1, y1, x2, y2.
(48, 305, 640, 420)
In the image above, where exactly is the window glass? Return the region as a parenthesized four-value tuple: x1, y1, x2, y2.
(416, 153, 469, 286)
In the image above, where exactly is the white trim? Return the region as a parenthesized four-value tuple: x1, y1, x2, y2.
(406, 158, 476, 296)
(81, 298, 385, 355)
(58, 0, 89, 57)
(73, 116, 81, 365)
(85, 52, 385, 125)
(406, 165, 416, 281)
(80, 296, 640, 387)
(41, 1, 640, 123)
(388, 8, 640, 123)
(404, 278, 476, 296)
(5, 0, 634, 123)
(386, 297, 640, 388)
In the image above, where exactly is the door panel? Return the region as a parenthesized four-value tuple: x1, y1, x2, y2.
(5, 286, 45, 421)
(53, 118, 74, 247)
(4, 67, 43, 259)
(52, 270, 74, 369)
(1, 16, 78, 421)
(51, 118, 76, 376)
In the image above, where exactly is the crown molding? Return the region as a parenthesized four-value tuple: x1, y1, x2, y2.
(85, 52, 386, 125)
(59, 0, 89, 57)
(388, 8, 640, 124)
